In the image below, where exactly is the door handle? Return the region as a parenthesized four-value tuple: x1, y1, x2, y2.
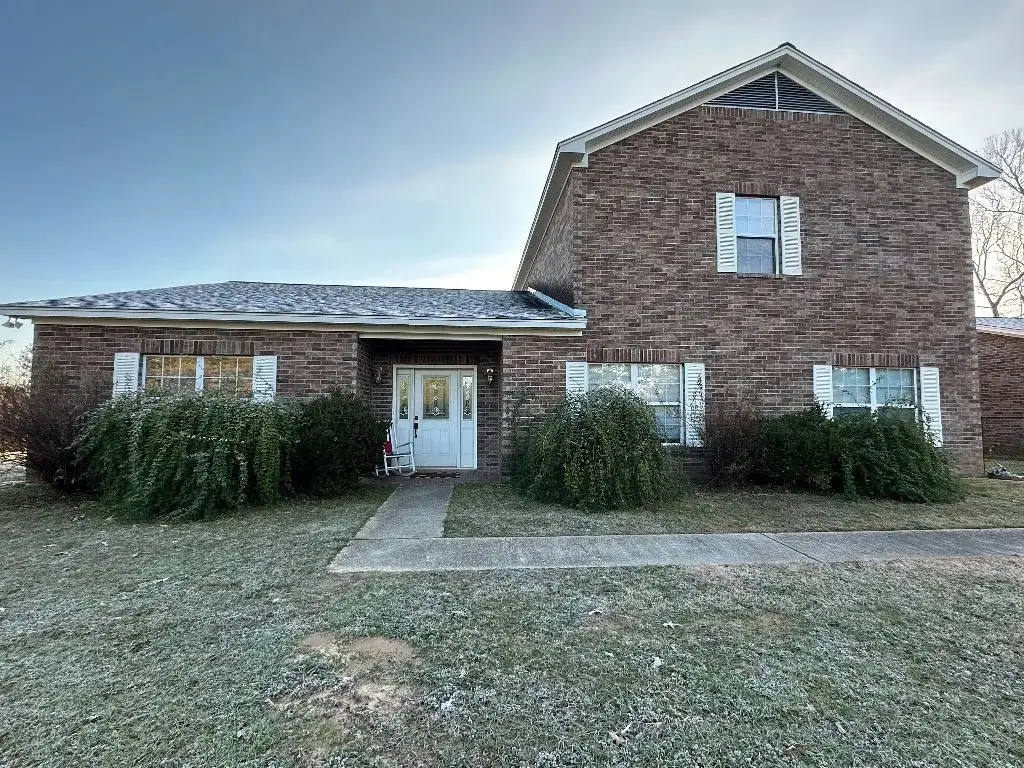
(413, 416, 419, 438)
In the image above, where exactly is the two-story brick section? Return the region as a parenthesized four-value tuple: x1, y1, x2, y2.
(0, 44, 1002, 475)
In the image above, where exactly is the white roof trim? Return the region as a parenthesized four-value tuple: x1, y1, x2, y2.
(513, 42, 1003, 290)
(0, 306, 587, 330)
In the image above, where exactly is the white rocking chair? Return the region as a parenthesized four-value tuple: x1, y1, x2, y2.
(375, 426, 415, 476)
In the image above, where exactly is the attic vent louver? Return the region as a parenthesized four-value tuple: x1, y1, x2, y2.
(708, 72, 845, 115)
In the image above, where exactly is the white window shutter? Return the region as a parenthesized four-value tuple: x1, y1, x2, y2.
(565, 361, 588, 396)
(715, 192, 737, 273)
(252, 355, 278, 402)
(195, 356, 205, 392)
(779, 195, 802, 276)
(683, 362, 706, 447)
(919, 366, 943, 445)
(112, 352, 140, 395)
(813, 364, 833, 417)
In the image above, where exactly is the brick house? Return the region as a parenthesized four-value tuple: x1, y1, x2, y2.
(0, 44, 1001, 475)
(977, 318, 1024, 457)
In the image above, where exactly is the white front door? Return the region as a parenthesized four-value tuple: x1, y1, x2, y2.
(405, 369, 476, 469)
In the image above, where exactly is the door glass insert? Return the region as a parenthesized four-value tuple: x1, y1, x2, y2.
(462, 375, 473, 419)
(397, 375, 410, 420)
(423, 376, 450, 419)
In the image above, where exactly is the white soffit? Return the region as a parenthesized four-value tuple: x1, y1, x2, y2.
(513, 43, 1003, 290)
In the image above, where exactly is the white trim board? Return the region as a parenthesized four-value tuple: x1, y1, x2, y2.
(512, 42, 1002, 291)
(3, 306, 586, 329)
(18, 315, 585, 335)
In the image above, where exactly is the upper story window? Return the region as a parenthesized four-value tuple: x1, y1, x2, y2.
(716, 192, 802, 276)
(735, 196, 778, 275)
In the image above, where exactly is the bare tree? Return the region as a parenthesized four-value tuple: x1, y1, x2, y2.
(973, 129, 1024, 317)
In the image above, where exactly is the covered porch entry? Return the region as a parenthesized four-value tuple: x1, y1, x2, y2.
(358, 339, 502, 473)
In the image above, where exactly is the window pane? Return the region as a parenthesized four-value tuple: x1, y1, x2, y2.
(462, 375, 473, 420)
(588, 364, 631, 390)
(398, 376, 410, 420)
(652, 405, 682, 443)
(735, 197, 776, 237)
(833, 367, 870, 405)
(737, 238, 775, 274)
(201, 356, 253, 396)
(144, 355, 199, 393)
(422, 376, 450, 419)
(876, 368, 916, 406)
(636, 365, 680, 403)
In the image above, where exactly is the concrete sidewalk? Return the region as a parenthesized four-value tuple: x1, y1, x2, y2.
(353, 483, 451, 540)
(330, 527, 1024, 574)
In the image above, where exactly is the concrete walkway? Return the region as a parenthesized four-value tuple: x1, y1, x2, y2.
(353, 483, 451, 540)
(330, 524, 1024, 574)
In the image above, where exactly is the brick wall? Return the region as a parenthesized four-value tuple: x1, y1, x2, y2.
(527, 173, 578, 306)
(524, 105, 982, 473)
(500, 335, 586, 462)
(978, 332, 1024, 456)
(32, 324, 362, 397)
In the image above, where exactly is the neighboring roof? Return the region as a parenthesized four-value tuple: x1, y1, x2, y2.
(513, 42, 1003, 290)
(0, 281, 586, 330)
(977, 317, 1024, 337)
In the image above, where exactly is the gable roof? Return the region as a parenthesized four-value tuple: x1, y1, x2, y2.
(0, 281, 586, 330)
(513, 42, 1003, 291)
(977, 317, 1024, 338)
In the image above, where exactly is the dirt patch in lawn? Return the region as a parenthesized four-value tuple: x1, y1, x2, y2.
(580, 612, 629, 634)
(275, 632, 419, 740)
(299, 631, 417, 676)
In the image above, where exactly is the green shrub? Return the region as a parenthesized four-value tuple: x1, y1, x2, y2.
(833, 409, 963, 502)
(514, 388, 665, 510)
(750, 405, 962, 502)
(291, 390, 387, 496)
(77, 393, 298, 519)
(750, 405, 838, 493)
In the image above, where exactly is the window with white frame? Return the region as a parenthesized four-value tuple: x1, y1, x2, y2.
(735, 196, 778, 275)
(143, 354, 254, 396)
(832, 367, 917, 417)
(588, 363, 682, 442)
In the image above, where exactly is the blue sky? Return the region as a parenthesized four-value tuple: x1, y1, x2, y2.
(2, 0, 1024, 355)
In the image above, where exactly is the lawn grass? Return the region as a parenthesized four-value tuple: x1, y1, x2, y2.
(3, 484, 1024, 766)
(444, 478, 1024, 538)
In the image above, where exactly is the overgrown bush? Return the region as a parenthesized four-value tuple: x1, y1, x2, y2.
(749, 405, 838, 493)
(832, 409, 963, 502)
(514, 388, 665, 510)
(0, 359, 106, 490)
(77, 393, 298, 519)
(291, 390, 387, 496)
(750, 405, 962, 502)
(696, 390, 763, 485)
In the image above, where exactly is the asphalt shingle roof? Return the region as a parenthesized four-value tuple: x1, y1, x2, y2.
(977, 317, 1024, 333)
(1, 281, 574, 322)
